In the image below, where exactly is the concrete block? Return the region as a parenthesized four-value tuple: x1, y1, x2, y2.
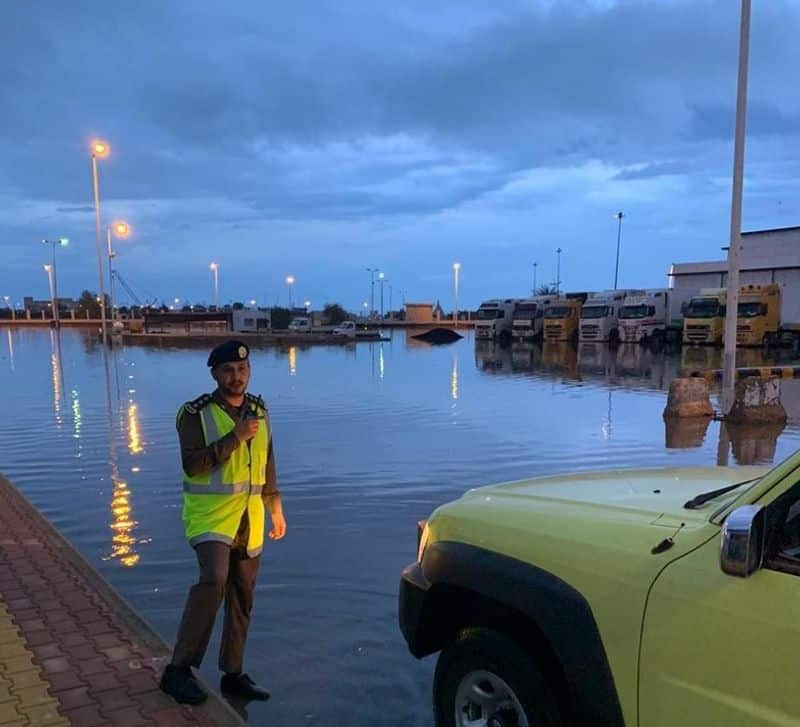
(727, 376, 787, 425)
(663, 378, 713, 419)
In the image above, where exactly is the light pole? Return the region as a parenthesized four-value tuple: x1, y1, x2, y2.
(43, 265, 56, 321)
(388, 285, 393, 318)
(362, 301, 369, 319)
(613, 212, 624, 290)
(378, 272, 386, 318)
(304, 300, 311, 313)
(106, 222, 130, 321)
(42, 238, 69, 325)
(722, 0, 752, 417)
(453, 262, 461, 328)
(366, 268, 378, 317)
(209, 262, 219, 308)
(286, 275, 295, 307)
(532, 262, 538, 295)
(91, 140, 111, 341)
(556, 248, 563, 296)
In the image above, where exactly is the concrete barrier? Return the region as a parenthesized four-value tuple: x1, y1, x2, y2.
(727, 376, 788, 425)
(663, 377, 714, 418)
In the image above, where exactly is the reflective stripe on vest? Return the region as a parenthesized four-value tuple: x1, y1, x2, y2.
(181, 399, 269, 555)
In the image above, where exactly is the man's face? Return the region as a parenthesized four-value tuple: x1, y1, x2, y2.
(212, 360, 250, 397)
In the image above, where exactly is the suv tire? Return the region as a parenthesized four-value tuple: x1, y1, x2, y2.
(433, 627, 561, 727)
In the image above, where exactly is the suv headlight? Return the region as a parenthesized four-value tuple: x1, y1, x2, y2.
(417, 519, 430, 562)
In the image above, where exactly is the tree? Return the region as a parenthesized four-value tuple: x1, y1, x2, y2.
(535, 285, 559, 296)
(269, 307, 292, 330)
(76, 290, 106, 318)
(322, 303, 348, 325)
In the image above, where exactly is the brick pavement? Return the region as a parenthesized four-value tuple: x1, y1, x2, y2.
(0, 475, 244, 727)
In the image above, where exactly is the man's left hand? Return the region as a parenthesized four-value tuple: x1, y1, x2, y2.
(268, 512, 287, 540)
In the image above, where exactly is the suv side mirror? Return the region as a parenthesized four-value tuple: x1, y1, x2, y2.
(720, 505, 765, 577)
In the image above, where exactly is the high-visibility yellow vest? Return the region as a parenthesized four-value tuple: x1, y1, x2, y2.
(179, 395, 269, 557)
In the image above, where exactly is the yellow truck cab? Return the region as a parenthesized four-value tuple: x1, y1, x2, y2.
(737, 283, 780, 347)
(399, 451, 800, 726)
(543, 294, 587, 344)
(683, 288, 726, 345)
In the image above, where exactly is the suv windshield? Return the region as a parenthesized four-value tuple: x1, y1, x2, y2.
(581, 306, 610, 319)
(619, 304, 653, 319)
(686, 300, 722, 318)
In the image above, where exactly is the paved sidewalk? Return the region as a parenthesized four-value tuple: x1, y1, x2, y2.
(0, 474, 244, 727)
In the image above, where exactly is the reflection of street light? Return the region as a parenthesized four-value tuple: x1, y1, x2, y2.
(42, 238, 69, 325)
(91, 139, 111, 341)
(209, 262, 219, 308)
(453, 262, 461, 328)
(285, 275, 295, 307)
(107, 221, 131, 321)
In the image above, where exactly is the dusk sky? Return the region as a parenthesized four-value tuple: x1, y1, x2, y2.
(2, 0, 799, 311)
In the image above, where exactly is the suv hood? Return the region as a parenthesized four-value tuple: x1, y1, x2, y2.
(472, 465, 767, 523)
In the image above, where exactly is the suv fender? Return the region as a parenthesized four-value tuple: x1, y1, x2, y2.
(399, 541, 624, 726)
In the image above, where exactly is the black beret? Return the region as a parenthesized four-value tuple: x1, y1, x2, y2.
(208, 340, 250, 368)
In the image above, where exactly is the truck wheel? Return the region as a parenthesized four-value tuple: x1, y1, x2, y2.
(433, 627, 561, 727)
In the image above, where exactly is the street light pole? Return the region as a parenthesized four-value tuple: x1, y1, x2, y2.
(286, 275, 295, 308)
(91, 140, 111, 342)
(106, 222, 130, 322)
(453, 262, 461, 328)
(43, 265, 55, 322)
(366, 268, 378, 317)
(42, 238, 68, 326)
(378, 272, 385, 318)
(613, 212, 624, 290)
(209, 262, 219, 308)
(722, 0, 752, 417)
(556, 248, 563, 296)
(532, 262, 538, 295)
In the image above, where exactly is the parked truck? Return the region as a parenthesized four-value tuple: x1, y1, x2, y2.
(511, 296, 554, 341)
(579, 290, 642, 344)
(683, 288, 727, 345)
(474, 299, 517, 341)
(618, 289, 693, 345)
(735, 283, 800, 347)
(542, 294, 588, 343)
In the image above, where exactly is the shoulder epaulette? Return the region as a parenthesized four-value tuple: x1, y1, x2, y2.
(245, 393, 267, 412)
(183, 393, 213, 415)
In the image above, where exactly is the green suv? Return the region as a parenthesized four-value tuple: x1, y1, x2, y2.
(399, 452, 800, 726)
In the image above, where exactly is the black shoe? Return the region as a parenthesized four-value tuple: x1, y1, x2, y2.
(220, 672, 271, 701)
(159, 664, 208, 705)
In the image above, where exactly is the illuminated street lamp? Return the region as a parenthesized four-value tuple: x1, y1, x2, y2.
(42, 238, 69, 325)
(209, 262, 219, 308)
(453, 262, 461, 328)
(285, 275, 295, 307)
(107, 221, 131, 321)
(362, 301, 369, 319)
(91, 139, 111, 340)
(304, 300, 311, 311)
(378, 271, 386, 318)
(249, 299, 257, 309)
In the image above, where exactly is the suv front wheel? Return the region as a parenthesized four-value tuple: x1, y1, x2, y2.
(433, 627, 561, 727)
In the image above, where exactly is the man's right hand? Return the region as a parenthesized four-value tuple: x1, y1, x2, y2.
(234, 415, 261, 443)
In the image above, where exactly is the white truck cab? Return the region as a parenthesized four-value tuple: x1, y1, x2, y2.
(288, 317, 312, 332)
(474, 299, 516, 340)
(618, 289, 691, 344)
(511, 296, 554, 341)
(579, 290, 641, 343)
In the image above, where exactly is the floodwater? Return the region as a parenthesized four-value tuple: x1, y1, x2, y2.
(2, 327, 800, 726)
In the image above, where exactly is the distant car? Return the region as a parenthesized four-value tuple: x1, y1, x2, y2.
(193, 305, 207, 313)
(332, 320, 356, 337)
(288, 317, 313, 333)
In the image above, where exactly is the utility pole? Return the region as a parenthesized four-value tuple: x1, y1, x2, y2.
(366, 268, 378, 317)
(556, 248, 563, 296)
(722, 0, 752, 417)
(532, 262, 538, 295)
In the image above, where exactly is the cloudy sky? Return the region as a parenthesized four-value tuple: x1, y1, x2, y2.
(2, 0, 799, 310)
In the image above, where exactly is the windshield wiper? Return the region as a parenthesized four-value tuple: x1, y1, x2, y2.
(683, 478, 758, 510)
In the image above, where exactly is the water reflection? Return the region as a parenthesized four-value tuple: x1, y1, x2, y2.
(664, 416, 712, 449)
(6, 329, 14, 371)
(102, 348, 142, 568)
(451, 355, 458, 401)
(288, 346, 297, 376)
(724, 421, 787, 466)
(379, 343, 385, 380)
(71, 389, 82, 440)
(50, 329, 64, 428)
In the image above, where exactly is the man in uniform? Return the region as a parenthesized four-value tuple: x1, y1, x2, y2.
(160, 340, 286, 704)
